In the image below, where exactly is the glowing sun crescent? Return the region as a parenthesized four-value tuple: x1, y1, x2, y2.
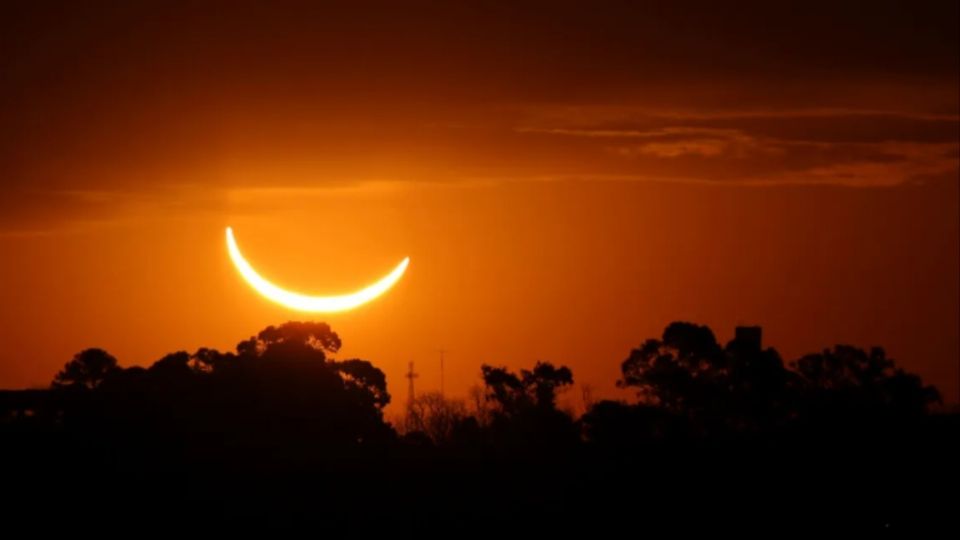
(225, 227, 409, 313)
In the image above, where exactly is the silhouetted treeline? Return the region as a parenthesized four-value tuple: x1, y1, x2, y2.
(0, 321, 955, 532)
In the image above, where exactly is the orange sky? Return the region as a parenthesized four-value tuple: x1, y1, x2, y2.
(1, 2, 958, 410)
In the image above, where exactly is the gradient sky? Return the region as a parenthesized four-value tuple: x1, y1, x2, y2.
(1, 1, 957, 412)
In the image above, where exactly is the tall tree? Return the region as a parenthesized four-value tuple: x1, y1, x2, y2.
(52, 348, 119, 390)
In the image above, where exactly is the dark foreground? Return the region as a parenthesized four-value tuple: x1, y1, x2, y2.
(1, 321, 957, 532)
(3, 406, 956, 533)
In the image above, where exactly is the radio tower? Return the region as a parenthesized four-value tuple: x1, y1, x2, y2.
(405, 361, 418, 407)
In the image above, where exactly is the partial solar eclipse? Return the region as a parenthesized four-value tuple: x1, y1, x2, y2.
(225, 227, 409, 313)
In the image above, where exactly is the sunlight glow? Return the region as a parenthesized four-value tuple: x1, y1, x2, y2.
(225, 227, 409, 313)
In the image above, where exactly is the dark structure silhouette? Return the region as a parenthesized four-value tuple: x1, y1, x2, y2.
(0, 321, 955, 532)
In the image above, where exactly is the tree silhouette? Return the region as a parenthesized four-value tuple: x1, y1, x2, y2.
(581, 400, 683, 448)
(148, 351, 192, 379)
(189, 346, 232, 374)
(202, 322, 393, 449)
(4, 319, 948, 531)
(42, 322, 397, 458)
(403, 391, 468, 444)
(524, 362, 574, 410)
(793, 345, 940, 417)
(480, 362, 578, 451)
(480, 365, 526, 413)
(238, 321, 342, 360)
(51, 348, 120, 390)
(618, 322, 728, 414)
(481, 361, 573, 415)
(616, 321, 944, 437)
(331, 358, 391, 409)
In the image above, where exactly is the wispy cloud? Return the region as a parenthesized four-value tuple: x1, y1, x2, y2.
(516, 105, 960, 126)
(512, 105, 959, 187)
(0, 179, 504, 237)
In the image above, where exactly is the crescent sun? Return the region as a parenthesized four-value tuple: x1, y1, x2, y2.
(225, 227, 409, 313)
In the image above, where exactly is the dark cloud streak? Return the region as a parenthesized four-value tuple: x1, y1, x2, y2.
(0, 1, 956, 202)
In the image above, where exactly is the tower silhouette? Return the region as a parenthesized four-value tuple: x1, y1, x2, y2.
(405, 361, 418, 407)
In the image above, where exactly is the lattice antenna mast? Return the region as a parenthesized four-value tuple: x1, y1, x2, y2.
(405, 361, 418, 406)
